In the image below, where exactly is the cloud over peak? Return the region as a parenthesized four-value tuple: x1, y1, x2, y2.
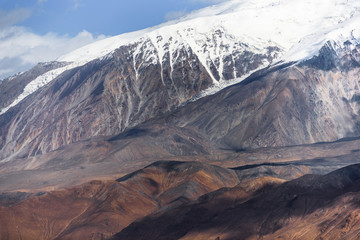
(0, 24, 106, 79)
(0, 7, 106, 79)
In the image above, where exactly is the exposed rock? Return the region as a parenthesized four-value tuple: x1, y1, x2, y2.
(0, 26, 281, 162)
(112, 164, 360, 240)
(163, 47, 360, 149)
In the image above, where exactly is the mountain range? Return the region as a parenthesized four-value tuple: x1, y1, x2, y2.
(1, 0, 360, 239)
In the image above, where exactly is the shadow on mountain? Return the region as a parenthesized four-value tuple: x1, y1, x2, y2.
(109, 128, 150, 141)
(112, 164, 360, 240)
(231, 161, 301, 171)
(0, 161, 241, 239)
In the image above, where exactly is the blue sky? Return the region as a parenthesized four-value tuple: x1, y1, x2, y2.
(0, 0, 224, 79)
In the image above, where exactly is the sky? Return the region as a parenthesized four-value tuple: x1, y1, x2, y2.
(0, 0, 225, 79)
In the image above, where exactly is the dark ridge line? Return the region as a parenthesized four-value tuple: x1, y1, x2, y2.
(230, 162, 302, 171)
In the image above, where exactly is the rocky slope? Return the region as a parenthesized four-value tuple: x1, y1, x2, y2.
(0, 161, 306, 240)
(0, 32, 279, 161)
(112, 164, 360, 240)
(2, 160, 357, 240)
(159, 41, 360, 149)
(1, 119, 360, 193)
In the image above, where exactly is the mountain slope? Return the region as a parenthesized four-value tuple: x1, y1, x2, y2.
(1, 160, 359, 239)
(2, 0, 360, 161)
(0, 24, 279, 161)
(0, 160, 314, 240)
(0, 161, 246, 240)
(112, 164, 360, 240)
(2, 38, 360, 193)
(161, 42, 360, 149)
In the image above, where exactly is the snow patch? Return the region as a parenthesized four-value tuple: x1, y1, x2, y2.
(189, 68, 261, 102)
(1, 61, 82, 115)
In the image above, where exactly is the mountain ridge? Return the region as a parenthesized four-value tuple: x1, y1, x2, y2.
(3, 0, 360, 116)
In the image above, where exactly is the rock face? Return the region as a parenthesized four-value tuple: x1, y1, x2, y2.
(163, 42, 360, 149)
(3, 1, 360, 162)
(0, 31, 280, 160)
(2, 39, 360, 161)
(1, 40, 360, 192)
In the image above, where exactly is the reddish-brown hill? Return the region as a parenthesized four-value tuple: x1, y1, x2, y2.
(112, 164, 360, 240)
(0, 161, 242, 240)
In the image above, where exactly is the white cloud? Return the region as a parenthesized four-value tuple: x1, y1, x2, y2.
(0, 7, 106, 80)
(0, 9, 31, 29)
(164, 10, 188, 21)
(0, 26, 106, 79)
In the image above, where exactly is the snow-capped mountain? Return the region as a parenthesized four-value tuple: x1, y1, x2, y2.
(1, 0, 360, 161)
(3, 0, 360, 116)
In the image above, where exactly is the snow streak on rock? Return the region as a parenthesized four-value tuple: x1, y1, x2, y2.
(2, 0, 360, 114)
